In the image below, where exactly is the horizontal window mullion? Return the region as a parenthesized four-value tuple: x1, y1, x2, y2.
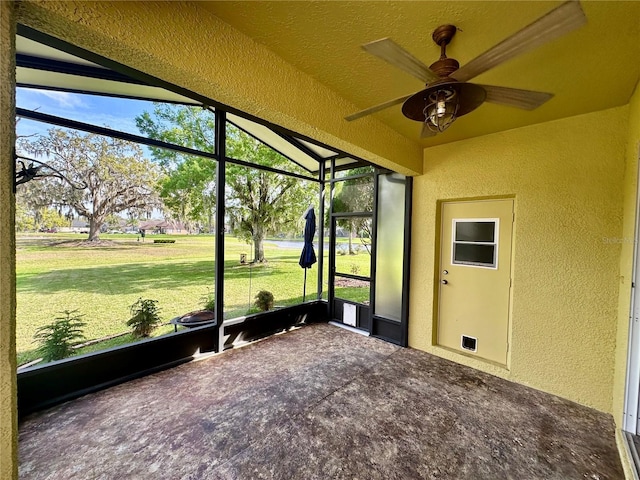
(223, 156, 320, 182)
(16, 107, 220, 162)
(453, 241, 496, 246)
(334, 272, 370, 282)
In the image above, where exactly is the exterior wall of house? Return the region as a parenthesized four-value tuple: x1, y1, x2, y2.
(410, 106, 628, 414)
(16, 0, 422, 176)
(0, 2, 17, 478)
(612, 82, 640, 426)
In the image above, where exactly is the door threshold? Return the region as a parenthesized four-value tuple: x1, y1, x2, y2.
(624, 431, 640, 480)
(328, 321, 369, 336)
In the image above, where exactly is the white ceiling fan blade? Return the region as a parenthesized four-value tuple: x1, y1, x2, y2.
(481, 85, 554, 110)
(420, 123, 437, 138)
(362, 38, 440, 83)
(452, 1, 586, 83)
(345, 94, 412, 122)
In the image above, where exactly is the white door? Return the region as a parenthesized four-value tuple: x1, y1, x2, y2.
(438, 199, 514, 365)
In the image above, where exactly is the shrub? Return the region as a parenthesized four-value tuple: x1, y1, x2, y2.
(127, 298, 162, 338)
(34, 310, 86, 362)
(254, 290, 274, 311)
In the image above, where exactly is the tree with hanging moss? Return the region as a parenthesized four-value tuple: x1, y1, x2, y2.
(18, 128, 161, 241)
(224, 124, 312, 262)
(136, 104, 315, 262)
(332, 167, 374, 255)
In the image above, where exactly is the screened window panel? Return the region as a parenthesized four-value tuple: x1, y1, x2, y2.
(332, 176, 373, 213)
(293, 137, 338, 159)
(227, 113, 318, 174)
(334, 217, 372, 278)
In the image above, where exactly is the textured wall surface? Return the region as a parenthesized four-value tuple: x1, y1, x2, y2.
(409, 107, 628, 413)
(0, 2, 17, 479)
(612, 82, 640, 426)
(16, 1, 422, 176)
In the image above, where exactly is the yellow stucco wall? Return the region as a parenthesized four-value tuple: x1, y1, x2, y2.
(612, 82, 640, 426)
(410, 106, 628, 413)
(17, 0, 422, 176)
(0, 2, 17, 479)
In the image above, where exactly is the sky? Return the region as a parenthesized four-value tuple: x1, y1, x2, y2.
(16, 87, 158, 140)
(15, 89, 168, 219)
(15, 87, 168, 165)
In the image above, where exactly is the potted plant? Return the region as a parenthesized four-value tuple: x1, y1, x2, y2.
(170, 290, 216, 330)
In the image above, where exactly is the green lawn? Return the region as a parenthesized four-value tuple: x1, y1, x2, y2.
(16, 232, 371, 365)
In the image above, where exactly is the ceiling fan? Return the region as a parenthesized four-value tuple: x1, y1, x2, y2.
(345, 1, 587, 137)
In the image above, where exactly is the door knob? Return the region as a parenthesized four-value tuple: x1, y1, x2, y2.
(441, 279, 448, 285)
(442, 270, 448, 275)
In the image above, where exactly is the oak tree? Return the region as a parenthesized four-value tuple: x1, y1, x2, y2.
(18, 128, 161, 241)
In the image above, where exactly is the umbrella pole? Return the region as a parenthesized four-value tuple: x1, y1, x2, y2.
(303, 268, 307, 302)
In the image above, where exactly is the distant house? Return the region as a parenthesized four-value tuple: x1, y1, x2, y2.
(138, 219, 189, 235)
(58, 219, 89, 234)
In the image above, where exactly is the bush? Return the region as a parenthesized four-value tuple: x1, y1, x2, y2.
(34, 310, 86, 362)
(200, 289, 216, 311)
(127, 298, 162, 338)
(254, 290, 274, 311)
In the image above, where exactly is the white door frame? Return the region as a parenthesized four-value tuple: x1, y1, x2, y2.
(624, 149, 640, 433)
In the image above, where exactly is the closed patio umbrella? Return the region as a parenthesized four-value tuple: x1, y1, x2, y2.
(299, 207, 317, 302)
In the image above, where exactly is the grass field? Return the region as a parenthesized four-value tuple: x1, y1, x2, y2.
(16, 232, 371, 365)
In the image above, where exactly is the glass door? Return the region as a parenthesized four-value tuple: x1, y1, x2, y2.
(329, 214, 372, 331)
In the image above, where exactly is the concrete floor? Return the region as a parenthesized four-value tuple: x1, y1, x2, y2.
(19, 323, 623, 479)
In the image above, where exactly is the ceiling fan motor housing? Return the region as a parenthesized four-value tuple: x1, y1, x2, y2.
(429, 58, 460, 78)
(432, 24, 457, 46)
(430, 25, 461, 79)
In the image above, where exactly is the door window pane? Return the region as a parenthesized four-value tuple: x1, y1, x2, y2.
(455, 221, 495, 242)
(452, 219, 497, 268)
(332, 176, 374, 213)
(453, 243, 495, 266)
(334, 278, 370, 305)
(334, 217, 372, 278)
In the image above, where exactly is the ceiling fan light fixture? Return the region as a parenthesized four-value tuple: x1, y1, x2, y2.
(424, 88, 459, 133)
(348, 1, 587, 137)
